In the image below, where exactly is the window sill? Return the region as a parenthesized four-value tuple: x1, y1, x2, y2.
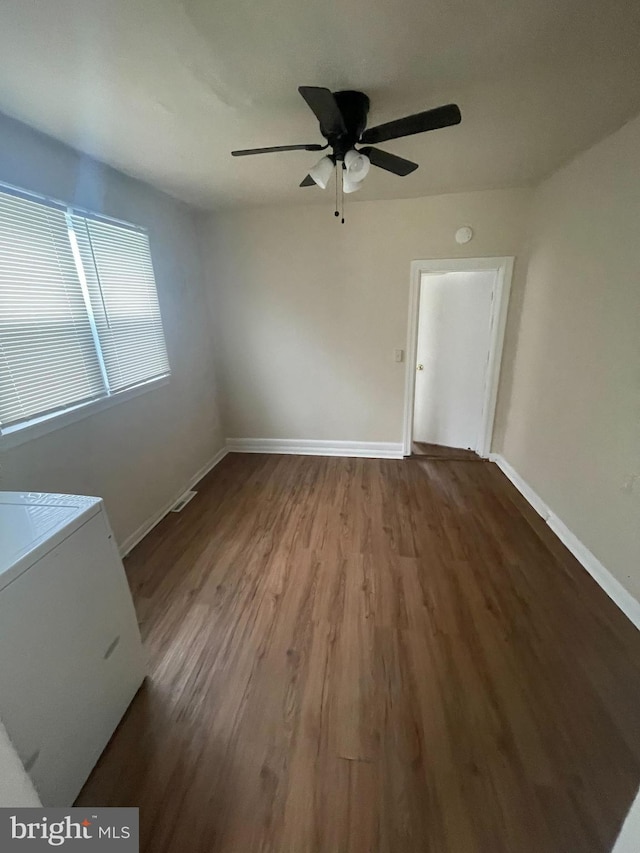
(0, 375, 170, 450)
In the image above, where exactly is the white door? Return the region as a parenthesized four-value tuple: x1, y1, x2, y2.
(413, 270, 495, 450)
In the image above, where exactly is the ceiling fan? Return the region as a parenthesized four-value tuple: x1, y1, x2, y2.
(231, 87, 461, 197)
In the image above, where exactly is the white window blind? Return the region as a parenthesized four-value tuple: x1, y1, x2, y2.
(71, 215, 170, 393)
(0, 185, 170, 436)
(0, 191, 105, 428)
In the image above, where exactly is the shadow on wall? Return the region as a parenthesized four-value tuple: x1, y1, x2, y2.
(487, 253, 529, 450)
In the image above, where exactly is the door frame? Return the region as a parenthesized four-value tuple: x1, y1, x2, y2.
(402, 256, 514, 458)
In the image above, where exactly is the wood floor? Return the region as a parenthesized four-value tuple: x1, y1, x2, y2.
(411, 441, 481, 461)
(77, 453, 640, 852)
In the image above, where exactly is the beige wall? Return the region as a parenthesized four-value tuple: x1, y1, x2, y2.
(0, 114, 224, 547)
(199, 188, 532, 443)
(501, 114, 640, 599)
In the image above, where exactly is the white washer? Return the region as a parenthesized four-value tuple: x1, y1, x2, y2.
(0, 492, 146, 806)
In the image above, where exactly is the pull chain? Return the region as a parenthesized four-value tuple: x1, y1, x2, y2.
(332, 162, 346, 224)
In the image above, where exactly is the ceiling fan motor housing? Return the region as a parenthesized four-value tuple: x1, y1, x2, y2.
(330, 91, 370, 158)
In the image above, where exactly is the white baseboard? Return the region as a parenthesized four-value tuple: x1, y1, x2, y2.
(118, 445, 229, 557)
(226, 438, 404, 459)
(490, 454, 551, 520)
(490, 453, 640, 631)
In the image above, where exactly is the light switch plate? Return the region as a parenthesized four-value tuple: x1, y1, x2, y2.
(394, 348, 404, 363)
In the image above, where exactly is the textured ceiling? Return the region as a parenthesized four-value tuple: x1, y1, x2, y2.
(1, 0, 639, 209)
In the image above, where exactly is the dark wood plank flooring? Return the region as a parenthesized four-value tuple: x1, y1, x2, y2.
(77, 453, 640, 852)
(411, 441, 481, 460)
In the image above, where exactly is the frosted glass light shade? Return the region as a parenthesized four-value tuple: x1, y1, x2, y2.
(343, 172, 363, 194)
(309, 156, 334, 189)
(344, 149, 370, 182)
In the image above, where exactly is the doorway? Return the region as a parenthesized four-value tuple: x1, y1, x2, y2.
(402, 257, 513, 458)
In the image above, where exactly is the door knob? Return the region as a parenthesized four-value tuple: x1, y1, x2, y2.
(416, 364, 424, 371)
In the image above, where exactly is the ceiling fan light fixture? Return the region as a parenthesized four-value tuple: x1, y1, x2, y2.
(344, 149, 370, 182)
(309, 155, 334, 189)
(342, 171, 363, 194)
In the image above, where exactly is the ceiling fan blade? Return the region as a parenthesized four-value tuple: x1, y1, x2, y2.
(360, 104, 461, 145)
(299, 174, 316, 187)
(359, 147, 418, 176)
(298, 87, 346, 137)
(231, 143, 324, 156)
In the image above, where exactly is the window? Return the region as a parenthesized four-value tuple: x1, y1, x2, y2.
(0, 185, 170, 444)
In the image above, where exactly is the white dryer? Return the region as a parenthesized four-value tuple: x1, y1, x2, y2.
(0, 492, 145, 806)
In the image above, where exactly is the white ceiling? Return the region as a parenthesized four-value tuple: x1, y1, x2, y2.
(1, 0, 639, 210)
